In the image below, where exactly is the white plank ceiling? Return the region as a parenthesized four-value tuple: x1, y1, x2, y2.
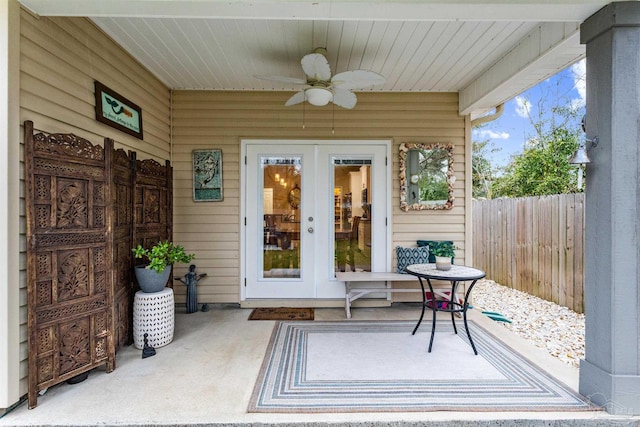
(20, 0, 614, 114)
(91, 18, 539, 93)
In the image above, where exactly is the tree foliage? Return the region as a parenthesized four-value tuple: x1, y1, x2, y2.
(491, 105, 583, 198)
(472, 138, 500, 199)
(475, 66, 586, 199)
(416, 147, 449, 201)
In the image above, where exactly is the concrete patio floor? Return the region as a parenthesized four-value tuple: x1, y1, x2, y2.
(1, 302, 637, 427)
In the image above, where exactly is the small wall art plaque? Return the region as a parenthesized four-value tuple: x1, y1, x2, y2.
(94, 81, 143, 139)
(193, 149, 223, 201)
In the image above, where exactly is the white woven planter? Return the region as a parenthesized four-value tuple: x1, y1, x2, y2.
(133, 287, 175, 349)
(435, 256, 452, 271)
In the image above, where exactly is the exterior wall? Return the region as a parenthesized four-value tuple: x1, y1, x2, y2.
(7, 10, 171, 405)
(171, 90, 468, 304)
(20, 12, 171, 158)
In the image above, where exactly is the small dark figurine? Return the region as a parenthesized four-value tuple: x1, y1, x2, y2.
(175, 264, 207, 313)
(142, 333, 156, 359)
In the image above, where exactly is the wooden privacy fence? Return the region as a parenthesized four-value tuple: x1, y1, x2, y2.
(472, 194, 585, 313)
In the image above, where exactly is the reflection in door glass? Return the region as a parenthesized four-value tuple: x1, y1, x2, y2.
(261, 157, 301, 279)
(333, 159, 372, 273)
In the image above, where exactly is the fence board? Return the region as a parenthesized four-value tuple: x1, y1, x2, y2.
(542, 197, 552, 303)
(565, 195, 576, 311)
(574, 194, 584, 313)
(532, 199, 540, 298)
(551, 195, 560, 305)
(557, 196, 567, 308)
(473, 194, 585, 313)
(509, 198, 517, 286)
(524, 197, 534, 295)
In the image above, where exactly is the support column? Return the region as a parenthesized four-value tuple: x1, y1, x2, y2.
(579, 1, 640, 415)
(0, 0, 21, 411)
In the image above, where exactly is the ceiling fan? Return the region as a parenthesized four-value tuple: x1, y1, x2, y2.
(254, 48, 385, 109)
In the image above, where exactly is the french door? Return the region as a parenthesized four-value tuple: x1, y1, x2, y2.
(244, 140, 389, 299)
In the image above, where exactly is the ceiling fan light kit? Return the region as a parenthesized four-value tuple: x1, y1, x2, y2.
(255, 47, 385, 110)
(305, 88, 333, 106)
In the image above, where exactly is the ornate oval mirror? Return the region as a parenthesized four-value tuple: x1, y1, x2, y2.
(399, 142, 454, 211)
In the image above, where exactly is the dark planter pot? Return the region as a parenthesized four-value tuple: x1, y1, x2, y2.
(66, 371, 89, 384)
(135, 264, 171, 293)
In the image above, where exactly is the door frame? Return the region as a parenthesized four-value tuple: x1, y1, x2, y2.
(240, 139, 392, 302)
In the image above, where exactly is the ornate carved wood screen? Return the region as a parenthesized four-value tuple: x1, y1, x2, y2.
(25, 121, 174, 408)
(25, 121, 116, 408)
(110, 144, 134, 350)
(132, 155, 173, 287)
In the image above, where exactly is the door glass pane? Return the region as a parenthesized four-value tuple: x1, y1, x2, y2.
(262, 156, 301, 279)
(333, 159, 372, 273)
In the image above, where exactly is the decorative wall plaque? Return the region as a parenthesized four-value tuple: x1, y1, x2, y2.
(94, 81, 143, 140)
(193, 149, 223, 201)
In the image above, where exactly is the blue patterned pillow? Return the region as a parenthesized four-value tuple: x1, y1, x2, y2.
(395, 246, 430, 274)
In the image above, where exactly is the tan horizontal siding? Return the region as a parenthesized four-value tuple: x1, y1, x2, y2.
(174, 232, 240, 242)
(18, 10, 171, 398)
(172, 90, 468, 304)
(20, 13, 170, 158)
(173, 117, 465, 129)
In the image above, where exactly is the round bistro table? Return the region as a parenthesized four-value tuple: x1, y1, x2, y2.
(406, 263, 486, 355)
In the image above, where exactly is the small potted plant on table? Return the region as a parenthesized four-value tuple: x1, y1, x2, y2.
(430, 241, 456, 271)
(132, 241, 195, 293)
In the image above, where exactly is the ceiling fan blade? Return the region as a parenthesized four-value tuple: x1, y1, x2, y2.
(301, 53, 331, 81)
(285, 91, 306, 107)
(331, 87, 357, 109)
(253, 74, 307, 85)
(331, 70, 386, 90)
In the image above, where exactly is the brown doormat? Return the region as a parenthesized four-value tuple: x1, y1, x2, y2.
(248, 307, 314, 321)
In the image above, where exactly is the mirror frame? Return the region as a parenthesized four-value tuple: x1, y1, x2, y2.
(399, 142, 455, 211)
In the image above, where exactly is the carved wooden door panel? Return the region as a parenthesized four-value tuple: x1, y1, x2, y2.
(132, 156, 173, 287)
(25, 121, 115, 408)
(110, 143, 134, 350)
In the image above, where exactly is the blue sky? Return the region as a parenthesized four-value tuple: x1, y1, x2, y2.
(472, 59, 586, 169)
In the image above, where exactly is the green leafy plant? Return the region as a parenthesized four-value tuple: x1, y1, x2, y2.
(132, 241, 195, 273)
(430, 241, 457, 258)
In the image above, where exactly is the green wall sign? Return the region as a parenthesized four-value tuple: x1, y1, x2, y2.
(94, 81, 143, 139)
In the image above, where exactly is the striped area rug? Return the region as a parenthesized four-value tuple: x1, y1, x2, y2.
(248, 321, 599, 413)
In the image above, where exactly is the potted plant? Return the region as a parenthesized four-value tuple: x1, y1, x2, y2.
(132, 241, 195, 293)
(430, 241, 456, 271)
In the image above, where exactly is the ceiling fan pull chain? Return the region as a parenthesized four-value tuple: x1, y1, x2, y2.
(302, 92, 306, 129)
(332, 101, 335, 134)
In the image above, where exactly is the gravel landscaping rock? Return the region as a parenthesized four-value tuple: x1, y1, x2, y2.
(472, 279, 585, 368)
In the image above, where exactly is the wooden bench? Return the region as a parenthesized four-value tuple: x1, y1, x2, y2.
(336, 271, 456, 319)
